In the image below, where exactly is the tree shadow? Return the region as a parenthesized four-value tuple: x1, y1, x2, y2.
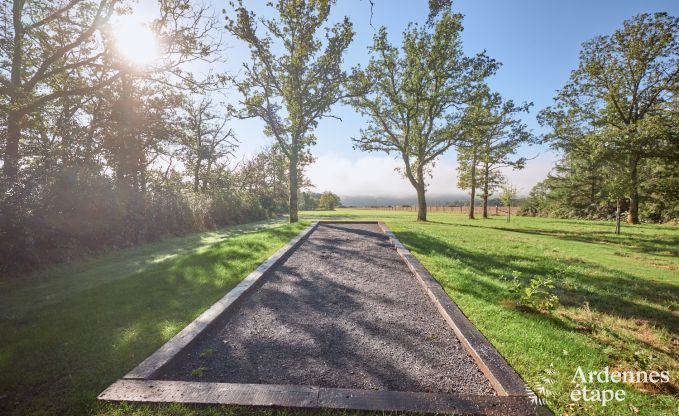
(442, 221, 679, 258)
(0, 224, 303, 416)
(0, 218, 290, 320)
(394, 230, 679, 335)
(158, 223, 494, 395)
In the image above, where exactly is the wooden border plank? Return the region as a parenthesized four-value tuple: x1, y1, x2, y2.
(124, 222, 319, 379)
(99, 379, 319, 408)
(377, 221, 530, 397)
(101, 220, 550, 415)
(100, 380, 550, 415)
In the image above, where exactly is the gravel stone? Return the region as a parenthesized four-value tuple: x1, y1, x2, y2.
(160, 223, 495, 395)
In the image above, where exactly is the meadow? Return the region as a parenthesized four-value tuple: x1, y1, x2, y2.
(0, 210, 677, 415)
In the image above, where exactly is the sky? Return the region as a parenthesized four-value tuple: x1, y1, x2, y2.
(139, 0, 679, 199)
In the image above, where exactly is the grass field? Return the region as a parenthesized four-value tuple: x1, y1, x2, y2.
(1, 210, 677, 415)
(0, 219, 305, 415)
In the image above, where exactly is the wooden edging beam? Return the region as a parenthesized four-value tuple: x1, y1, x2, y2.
(99, 220, 550, 415)
(377, 221, 532, 398)
(124, 222, 319, 379)
(99, 379, 551, 415)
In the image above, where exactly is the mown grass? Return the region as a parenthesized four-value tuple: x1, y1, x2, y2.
(0, 219, 306, 415)
(302, 209, 679, 416)
(1, 210, 677, 415)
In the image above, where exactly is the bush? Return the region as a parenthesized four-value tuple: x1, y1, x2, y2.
(0, 167, 283, 276)
(506, 270, 562, 312)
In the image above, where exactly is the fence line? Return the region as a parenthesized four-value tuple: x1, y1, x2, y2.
(348, 205, 521, 216)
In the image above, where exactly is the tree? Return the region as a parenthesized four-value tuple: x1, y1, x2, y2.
(0, 0, 220, 186)
(236, 146, 290, 218)
(539, 13, 679, 224)
(0, 0, 243, 272)
(474, 90, 533, 218)
(225, 0, 354, 223)
(181, 98, 236, 192)
(347, 9, 497, 221)
(456, 148, 480, 219)
(455, 87, 532, 219)
(299, 191, 320, 211)
(318, 191, 340, 210)
(0, 0, 120, 185)
(500, 183, 517, 223)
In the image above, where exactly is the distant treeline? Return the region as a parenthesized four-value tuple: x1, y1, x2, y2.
(520, 158, 678, 223)
(522, 13, 678, 224)
(300, 191, 341, 211)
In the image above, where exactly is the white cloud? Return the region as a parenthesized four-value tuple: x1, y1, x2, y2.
(499, 152, 557, 195)
(306, 151, 556, 197)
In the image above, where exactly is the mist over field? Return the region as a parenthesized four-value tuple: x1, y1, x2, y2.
(340, 193, 471, 207)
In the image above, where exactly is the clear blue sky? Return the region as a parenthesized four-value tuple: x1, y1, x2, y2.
(173, 1, 679, 197)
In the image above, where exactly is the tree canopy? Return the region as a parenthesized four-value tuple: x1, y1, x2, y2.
(347, 9, 497, 221)
(539, 12, 678, 224)
(225, 0, 354, 223)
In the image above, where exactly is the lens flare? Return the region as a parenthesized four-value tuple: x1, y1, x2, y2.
(113, 16, 158, 67)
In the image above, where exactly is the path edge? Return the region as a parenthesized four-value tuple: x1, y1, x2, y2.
(99, 220, 551, 415)
(377, 221, 532, 398)
(99, 379, 551, 415)
(123, 221, 319, 379)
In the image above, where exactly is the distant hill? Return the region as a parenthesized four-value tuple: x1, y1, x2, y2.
(339, 194, 523, 207)
(341, 193, 468, 207)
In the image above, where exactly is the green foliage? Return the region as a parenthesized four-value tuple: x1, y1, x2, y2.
(521, 155, 678, 223)
(0, 146, 289, 275)
(507, 271, 561, 313)
(225, 0, 354, 222)
(318, 191, 341, 210)
(297, 191, 341, 210)
(180, 98, 237, 192)
(347, 7, 497, 221)
(539, 13, 679, 224)
(0, 2, 270, 274)
(456, 86, 534, 216)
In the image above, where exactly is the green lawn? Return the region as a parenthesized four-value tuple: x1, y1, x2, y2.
(303, 209, 679, 416)
(0, 218, 306, 415)
(1, 210, 677, 415)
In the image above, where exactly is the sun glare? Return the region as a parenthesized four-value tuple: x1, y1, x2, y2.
(113, 16, 159, 67)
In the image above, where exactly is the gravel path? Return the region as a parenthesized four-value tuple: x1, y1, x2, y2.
(159, 223, 494, 395)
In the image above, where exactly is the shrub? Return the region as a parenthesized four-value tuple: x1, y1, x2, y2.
(506, 270, 561, 312)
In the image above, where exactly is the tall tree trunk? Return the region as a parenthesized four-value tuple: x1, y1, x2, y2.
(203, 159, 212, 191)
(139, 150, 147, 195)
(627, 154, 640, 224)
(289, 149, 299, 223)
(468, 159, 476, 219)
(415, 164, 427, 222)
(416, 183, 427, 222)
(482, 164, 490, 219)
(193, 158, 201, 192)
(4, 111, 21, 182)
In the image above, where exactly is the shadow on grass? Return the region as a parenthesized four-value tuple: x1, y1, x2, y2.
(0, 218, 288, 320)
(0, 224, 303, 416)
(439, 221, 679, 258)
(394, 231, 679, 335)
